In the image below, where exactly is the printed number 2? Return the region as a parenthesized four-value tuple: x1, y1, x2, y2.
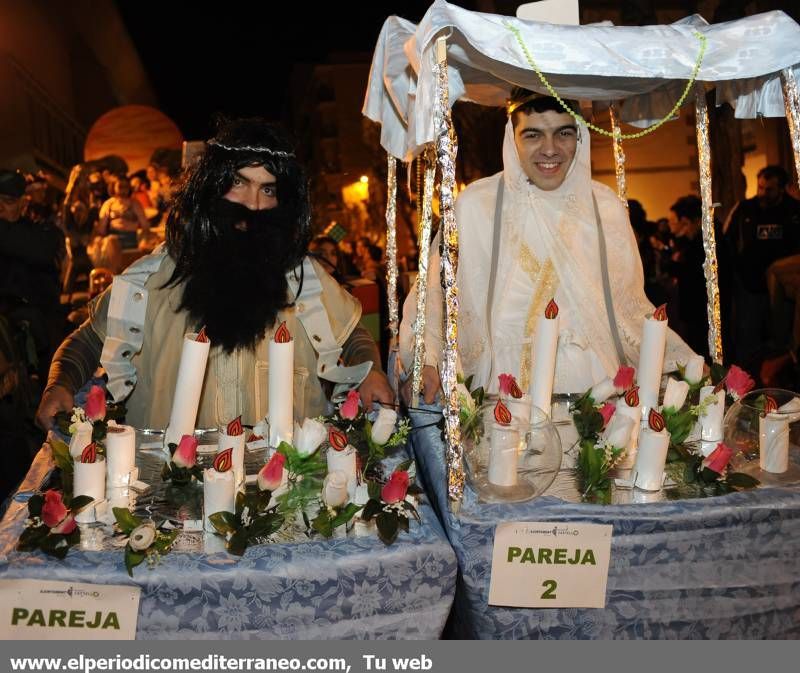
(540, 580, 557, 599)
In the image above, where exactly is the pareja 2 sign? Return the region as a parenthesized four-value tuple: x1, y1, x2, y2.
(488, 522, 613, 608)
(0, 579, 140, 640)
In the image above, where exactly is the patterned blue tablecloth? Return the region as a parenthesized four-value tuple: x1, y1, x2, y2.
(409, 408, 800, 639)
(0, 442, 457, 640)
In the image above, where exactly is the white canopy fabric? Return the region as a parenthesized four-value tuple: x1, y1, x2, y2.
(362, 0, 800, 160)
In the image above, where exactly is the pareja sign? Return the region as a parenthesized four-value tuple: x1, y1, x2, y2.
(488, 521, 613, 608)
(0, 579, 140, 640)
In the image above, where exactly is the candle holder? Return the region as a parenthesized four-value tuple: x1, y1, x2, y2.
(463, 396, 561, 503)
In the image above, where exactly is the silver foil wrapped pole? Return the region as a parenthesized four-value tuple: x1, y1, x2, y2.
(609, 104, 628, 207)
(781, 68, 800, 190)
(433, 36, 465, 509)
(694, 85, 723, 364)
(411, 147, 436, 408)
(385, 154, 399, 341)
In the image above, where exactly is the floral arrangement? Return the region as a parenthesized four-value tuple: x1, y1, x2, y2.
(54, 384, 126, 453)
(16, 490, 92, 559)
(669, 441, 759, 498)
(112, 508, 179, 576)
(359, 461, 422, 545)
(161, 434, 204, 486)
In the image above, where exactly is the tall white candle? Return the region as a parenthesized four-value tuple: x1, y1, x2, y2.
(488, 423, 520, 486)
(529, 300, 560, 417)
(203, 468, 235, 533)
(74, 455, 106, 524)
(615, 392, 641, 469)
(327, 445, 357, 501)
(759, 413, 789, 473)
(268, 321, 294, 447)
(636, 309, 668, 411)
(699, 386, 725, 441)
(105, 422, 136, 488)
(632, 427, 670, 491)
(165, 331, 210, 447)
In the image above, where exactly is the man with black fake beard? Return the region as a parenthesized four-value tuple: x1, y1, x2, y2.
(36, 117, 393, 431)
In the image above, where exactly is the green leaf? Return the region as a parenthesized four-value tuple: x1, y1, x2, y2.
(161, 462, 172, 482)
(152, 531, 178, 553)
(50, 439, 73, 474)
(248, 513, 284, 539)
(710, 363, 727, 386)
(311, 508, 334, 537)
(376, 511, 399, 545)
(463, 375, 474, 391)
(124, 546, 145, 577)
(209, 511, 238, 535)
(331, 503, 362, 529)
(362, 499, 383, 522)
(396, 458, 413, 473)
(397, 516, 409, 533)
(400, 500, 421, 523)
(226, 529, 249, 556)
(726, 472, 760, 489)
(367, 480, 381, 501)
(69, 495, 94, 514)
(112, 507, 141, 535)
(17, 525, 48, 551)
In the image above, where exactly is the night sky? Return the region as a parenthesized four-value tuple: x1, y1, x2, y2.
(115, 1, 475, 139)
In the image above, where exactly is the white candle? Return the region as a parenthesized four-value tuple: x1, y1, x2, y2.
(699, 386, 725, 441)
(268, 322, 294, 447)
(488, 423, 520, 486)
(636, 313, 667, 410)
(683, 354, 705, 384)
(327, 444, 357, 501)
(74, 456, 106, 524)
(759, 413, 789, 473)
(615, 402, 641, 469)
(165, 332, 210, 447)
(203, 468, 235, 533)
(529, 309, 560, 417)
(69, 421, 94, 459)
(105, 422, 136, 488)
(632, 427, 670, 491)
(217, 430, 246, 491)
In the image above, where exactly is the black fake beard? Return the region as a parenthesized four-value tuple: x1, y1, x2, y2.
(178, 200, 301, 352)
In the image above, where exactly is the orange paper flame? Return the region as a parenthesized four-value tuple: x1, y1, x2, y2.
(624, 386, 640, 408)
(213, 447, 233, 473)
(653, 304, 668, 321)
(274, 321, 292, 344)
(544, 298, 559, 320)
(196, 326, 209, 343)
(494, 400, 513, 426)
(226, 416, 243, 437)
(328, 427, 348, 451)
(648, 408, 666, 432)
(80, 442, 97, 464)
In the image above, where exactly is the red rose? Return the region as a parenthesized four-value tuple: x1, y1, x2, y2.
(381, 470, 410, 504)
(51, 513, 77, 535)
(41, 490, 69, 529)
(599, 402, 616, 428)
(258, 452, 286, 492)
(703, 443, 734, 474)
(84, 385, 106, 422)
(724, 365, 755, 400)
(613, 366, 635, 392)
(173, 435, 198, 468)
(340, 389, 361, 420)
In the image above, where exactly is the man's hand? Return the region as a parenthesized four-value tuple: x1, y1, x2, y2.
(35, 385, 74, 431)
(358, 369, 395, 409)
(400, 364, 442, 406)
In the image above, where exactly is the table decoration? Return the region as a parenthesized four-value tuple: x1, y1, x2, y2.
(111, 507, 179, 576)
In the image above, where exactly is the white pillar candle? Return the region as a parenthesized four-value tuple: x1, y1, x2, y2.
(74, 456, 106, 524)
(217, 431, 246, 491)
(105, 422, 136, 488)
(529, 309, 560, 417)
(268, 322, 294, 447)
(488, 424, 520, 487)
(632, 427, 670, 491)
(326, 445, 357, 501)
(165, 332, 210, 447)
(683, 354, 705, 384)
(203, 468, 236, 533)
(699, 386, 725, 441)
(69, 421, 94, 459)
(759, 413, 789, 474)
(636, 313, 668, 410)
(615, 402, 641, 469)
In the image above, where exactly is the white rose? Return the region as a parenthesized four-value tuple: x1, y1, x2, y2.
(683, 355, 705, 384)
(457, 383, 475, 413)
(292, 418, 327, 456)
(68, 421, 94, 459)
(370, 408, 398, 445)
(322, 470, 349, 508)
(128, 523, 157, 551)
(590, 378, 616, 404)
(662, 378, 690, 411)
(601, 414, 635, 449)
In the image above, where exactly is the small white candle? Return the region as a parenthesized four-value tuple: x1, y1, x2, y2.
(203, 468, 235, 533)
(636, 311, 668, 410)
(529, 301, 560, 417)
(268, 321, 294, 447)
(74, 456, 106, 523)
(699, 386, 725, 441)
(632, 427, 670, 491)
(218, 430, 246, 491)
(105, 422, 136, 488)
(165, 331, 210, 447)
(488, 423, 520, 487)
(327, 445, 357, 501)
(615, 401, 641, 469)
(759, 413, 789, 474)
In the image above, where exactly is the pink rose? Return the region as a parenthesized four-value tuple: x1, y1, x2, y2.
(51, 513, 76, 535)
(41, 490, 69, 529)
(498, 373, 523, 399)
(381, 470, 410, 504)
(703, 442, 734, 474)
(599, 402, 616, 428)
(173, 435, 198, 468)
(613, 366, 636, 392)
(84, 385, 106, 422)
(257, 452, 286, 492)
(724, 365, 755, 400)
(340, 389, 361, 420)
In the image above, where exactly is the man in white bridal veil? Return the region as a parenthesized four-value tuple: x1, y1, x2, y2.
(400, 88, 696, 404)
